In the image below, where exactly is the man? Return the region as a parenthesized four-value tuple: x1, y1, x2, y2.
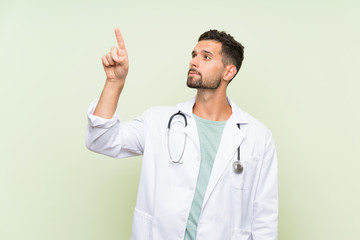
(86, 28, 278, 240)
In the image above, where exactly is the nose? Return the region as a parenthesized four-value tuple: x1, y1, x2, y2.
(189, 56, 199, 68)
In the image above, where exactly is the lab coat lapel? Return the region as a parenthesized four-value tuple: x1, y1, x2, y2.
(177, 98, 200, 151)
(176, 97, 249, 208)
(202, 100, 248, 209)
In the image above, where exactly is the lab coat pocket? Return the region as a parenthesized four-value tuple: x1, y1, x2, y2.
(131, 208, 153, 240)
(242, 155, 259, 191)
(231, 155, 259, 191)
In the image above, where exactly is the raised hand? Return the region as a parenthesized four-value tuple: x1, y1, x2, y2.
(93, 28, 129, 119)
(102, 28, 129, 83)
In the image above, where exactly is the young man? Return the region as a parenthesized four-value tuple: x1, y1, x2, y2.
(86, 28, 278, 240)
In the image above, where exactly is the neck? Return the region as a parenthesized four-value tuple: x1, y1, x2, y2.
(193, 88, 232, 121)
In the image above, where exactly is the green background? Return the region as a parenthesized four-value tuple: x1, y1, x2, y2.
(1, 0, 359, 239)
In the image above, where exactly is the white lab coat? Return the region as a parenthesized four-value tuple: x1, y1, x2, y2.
(86, 97, 278, 240)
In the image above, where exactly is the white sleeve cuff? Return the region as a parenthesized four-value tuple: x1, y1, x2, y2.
(87, 98, 120, 128)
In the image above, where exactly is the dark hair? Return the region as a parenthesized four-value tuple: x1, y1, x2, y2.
(198, 30, 244, 82)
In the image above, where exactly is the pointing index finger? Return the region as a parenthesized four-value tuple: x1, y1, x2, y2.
(114, 28, 126, 49)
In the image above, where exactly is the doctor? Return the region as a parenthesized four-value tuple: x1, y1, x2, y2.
(86, 28, 278, 240)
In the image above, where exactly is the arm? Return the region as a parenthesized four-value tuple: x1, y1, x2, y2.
(86, 98, 146, 158)
(86, 29, 145, 158)
(252, 132, 279, 240)
(94, 28, 129, 119)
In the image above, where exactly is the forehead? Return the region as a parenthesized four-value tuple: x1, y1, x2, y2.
(193, 40, 222, 55)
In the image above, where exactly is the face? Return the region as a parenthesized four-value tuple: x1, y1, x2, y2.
(187, 40, 225, 89)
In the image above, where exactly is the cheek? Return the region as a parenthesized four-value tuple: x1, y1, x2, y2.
(206, 63, 220, 72)
(211, 64, 224, 77)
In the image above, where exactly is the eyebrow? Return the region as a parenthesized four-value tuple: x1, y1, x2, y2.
(192, 50, 215, 57)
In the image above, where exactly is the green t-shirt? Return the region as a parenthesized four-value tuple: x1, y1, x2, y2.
(184, 114, 227, 240)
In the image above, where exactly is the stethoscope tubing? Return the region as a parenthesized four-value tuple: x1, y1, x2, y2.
(167, 111, 188, 163)
(167, 111, 243, 173)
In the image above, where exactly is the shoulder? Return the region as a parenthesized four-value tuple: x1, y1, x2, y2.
(244, 110, 270, 133)
(143, 105, 178, 117)
(144, 98, 194, 116)
(231, 102, 276, 154)
(230, 98, 272, 137)
(140, 100, 191, 123)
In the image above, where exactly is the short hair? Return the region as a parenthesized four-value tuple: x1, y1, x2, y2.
(198, 30, 244, 82)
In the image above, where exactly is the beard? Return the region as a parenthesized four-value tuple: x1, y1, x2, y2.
(187, 69, 222, 89)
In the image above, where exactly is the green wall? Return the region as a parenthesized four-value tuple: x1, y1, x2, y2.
(1, 0, 359, 239)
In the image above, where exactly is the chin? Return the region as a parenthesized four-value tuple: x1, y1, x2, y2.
(187, 77, 201, 89)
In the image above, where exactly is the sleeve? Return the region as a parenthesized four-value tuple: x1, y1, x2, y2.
(252, 131, 279, 240)
(85, 98, 147, 158)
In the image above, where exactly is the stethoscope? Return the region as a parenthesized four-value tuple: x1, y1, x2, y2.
(167, 111, 244, 174)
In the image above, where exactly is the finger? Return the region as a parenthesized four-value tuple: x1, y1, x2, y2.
(102, 56, 110, 67)
(106, 53, 115, 65)
(110, 46, 119, 61)
(118, 54, 128, 63)
(114, 28, 126, 49)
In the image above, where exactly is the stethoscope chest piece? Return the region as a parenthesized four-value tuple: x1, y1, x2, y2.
(233, 161, 243, 174)
(233, 123, 244, 174)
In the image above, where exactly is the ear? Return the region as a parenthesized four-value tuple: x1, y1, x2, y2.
(223, 65, 237, 82)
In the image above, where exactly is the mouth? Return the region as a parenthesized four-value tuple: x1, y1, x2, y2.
(188, 69, 201, 76)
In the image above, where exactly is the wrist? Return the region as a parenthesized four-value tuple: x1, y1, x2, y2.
(105, 78, 125, 89)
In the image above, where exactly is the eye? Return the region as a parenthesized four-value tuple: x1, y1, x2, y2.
(205, 55, 211, 60)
